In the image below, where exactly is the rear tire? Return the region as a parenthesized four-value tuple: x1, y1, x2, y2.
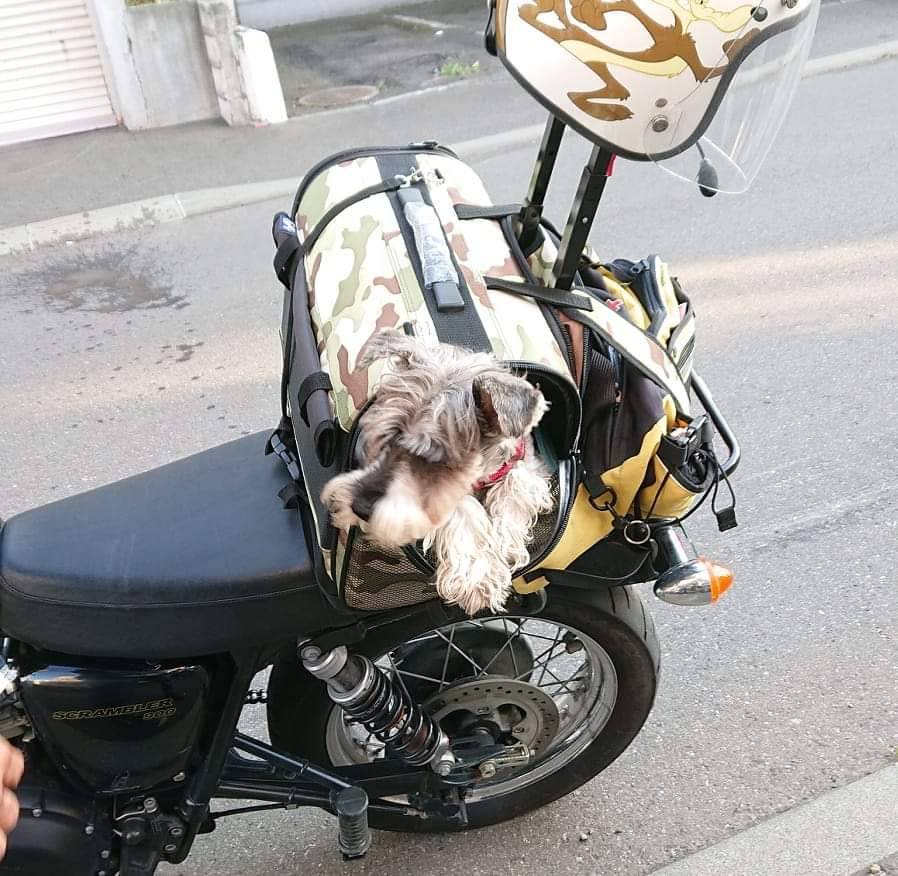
(267, 585, 660, 832)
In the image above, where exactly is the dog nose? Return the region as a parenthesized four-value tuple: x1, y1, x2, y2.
(351, 495, 374, 523)
(352, 486, 384, 522)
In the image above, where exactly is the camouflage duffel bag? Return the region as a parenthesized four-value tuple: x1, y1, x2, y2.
(268, 142, 714, 612)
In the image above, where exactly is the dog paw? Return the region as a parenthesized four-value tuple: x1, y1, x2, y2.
(321, 473, 360, 531)
(435, 552, 513, 616)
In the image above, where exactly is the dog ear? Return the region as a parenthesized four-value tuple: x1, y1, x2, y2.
(357, 329, 419, 369)
(474, 371, 547, 438)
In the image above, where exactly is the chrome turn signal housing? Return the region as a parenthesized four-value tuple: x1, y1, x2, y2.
(653, 557, 734, 607)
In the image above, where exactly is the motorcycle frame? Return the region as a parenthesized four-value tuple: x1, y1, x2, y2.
(135, 575, 646, 865)
(165, 597, 463, 864)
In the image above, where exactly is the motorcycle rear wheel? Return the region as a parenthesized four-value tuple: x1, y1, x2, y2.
(267, 585, 660, 832)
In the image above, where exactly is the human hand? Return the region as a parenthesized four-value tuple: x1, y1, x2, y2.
(0, 738, 24, 861)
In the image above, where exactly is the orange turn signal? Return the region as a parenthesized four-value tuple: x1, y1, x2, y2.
(654, 557, 735, 606)
(701, 558, 734, 603)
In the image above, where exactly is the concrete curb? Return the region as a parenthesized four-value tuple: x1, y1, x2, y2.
(0, 180, 298, 258)
(2, 39, 897, 259)
(804, 37, 898, 78)
(650, 764, 898, 876)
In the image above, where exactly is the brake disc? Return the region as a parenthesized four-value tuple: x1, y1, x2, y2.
(425, 678, 560, 756)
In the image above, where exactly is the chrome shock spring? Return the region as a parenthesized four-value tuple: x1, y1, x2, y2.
(341, 657, 442, 766)
(301, 645, 455, 775)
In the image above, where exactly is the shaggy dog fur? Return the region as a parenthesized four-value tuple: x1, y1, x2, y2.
(321, 330, 553, 614)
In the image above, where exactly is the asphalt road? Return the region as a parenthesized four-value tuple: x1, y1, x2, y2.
(1, 11, 897, 876)
(2, 0, 895, 228)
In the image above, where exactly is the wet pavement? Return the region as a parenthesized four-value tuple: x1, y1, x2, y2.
(266, 0, 500, 113)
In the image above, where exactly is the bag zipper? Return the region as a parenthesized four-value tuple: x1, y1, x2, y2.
(292, 143, 457, 217)
(606, 350, 624, 474)
(578, 327, 592, 395)
(519, 455, 577, 573)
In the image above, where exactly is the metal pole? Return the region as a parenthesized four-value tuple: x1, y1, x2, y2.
(551, 146, 616, 291)
(517, 115, 566, 255)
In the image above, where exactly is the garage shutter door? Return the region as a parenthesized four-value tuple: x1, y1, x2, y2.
(0, 0, 116, 147)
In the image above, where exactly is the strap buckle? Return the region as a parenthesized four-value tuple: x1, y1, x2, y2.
(394, 168, 425, 188)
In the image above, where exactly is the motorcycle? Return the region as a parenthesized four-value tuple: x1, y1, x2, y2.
(0, 366, 739, 875)
(12, 0, 842, 866)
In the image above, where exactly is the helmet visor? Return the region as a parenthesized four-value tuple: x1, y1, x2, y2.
(645, 1, 820, 194)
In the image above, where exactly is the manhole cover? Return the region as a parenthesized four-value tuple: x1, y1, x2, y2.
(298, 85, 380, 108)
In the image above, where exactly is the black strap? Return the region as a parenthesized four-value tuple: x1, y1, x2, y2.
(271, 213, 304, 417)
(274, 235, 303, 289)
(297, 371, 333, 426)
(314, 419, 338, 468)
(303, 177, 403, 254)
(455, 203, 523, 221)
(279, 286, 295, 419)
(484, 277, 594, 311)
(583, 473, 615, 504)
(377, 155, 491, 353)
(278, 481, 308, 511)
(265, 419, 302, 483)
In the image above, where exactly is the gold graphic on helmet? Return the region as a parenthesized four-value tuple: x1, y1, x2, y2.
(519, 0, 758, 122)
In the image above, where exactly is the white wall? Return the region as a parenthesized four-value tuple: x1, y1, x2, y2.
(236, 0, 429, 29)
(89, 0, 220, 130)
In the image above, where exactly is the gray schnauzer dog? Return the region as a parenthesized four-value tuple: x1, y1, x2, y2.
(321, 329, 553, 615)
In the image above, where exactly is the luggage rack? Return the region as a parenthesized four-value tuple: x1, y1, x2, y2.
(518, 114, 742, 479)
(516, 116, 616, 292)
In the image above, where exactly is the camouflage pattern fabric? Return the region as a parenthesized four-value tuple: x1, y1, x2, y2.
(295, 153, 575, 432)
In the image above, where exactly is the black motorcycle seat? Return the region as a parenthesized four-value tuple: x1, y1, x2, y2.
(0, 432, 337, 659)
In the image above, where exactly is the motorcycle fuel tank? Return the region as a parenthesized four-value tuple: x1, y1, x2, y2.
(19, 658, 210, 794)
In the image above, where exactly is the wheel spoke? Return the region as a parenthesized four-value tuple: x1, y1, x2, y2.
(535, 629, 562, 687)
(402, 632, 444, 647)
(395, 669, 444, 685)
(387, 653, 413, 701)
(539, 675, 588, 690)
(435, 629, 484, 675)
(511, 630, 569, 644)
(475, 619, 523, 679)
(503, 618, 521, 678)
(438, 625, 455, 692)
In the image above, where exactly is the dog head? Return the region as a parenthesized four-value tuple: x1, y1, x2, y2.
(321, 330, 547, 547)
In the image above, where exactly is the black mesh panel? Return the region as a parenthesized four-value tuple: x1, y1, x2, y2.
(342, 536, 437, 611)
(339, 473, 563, 612)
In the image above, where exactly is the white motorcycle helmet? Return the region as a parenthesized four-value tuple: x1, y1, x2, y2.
(490, 0, 821, 193)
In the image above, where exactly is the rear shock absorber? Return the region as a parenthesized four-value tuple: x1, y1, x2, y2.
(301, 644, 456, 776)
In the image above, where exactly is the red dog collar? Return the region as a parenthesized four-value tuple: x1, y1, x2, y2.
(473, 439, 526, 491)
